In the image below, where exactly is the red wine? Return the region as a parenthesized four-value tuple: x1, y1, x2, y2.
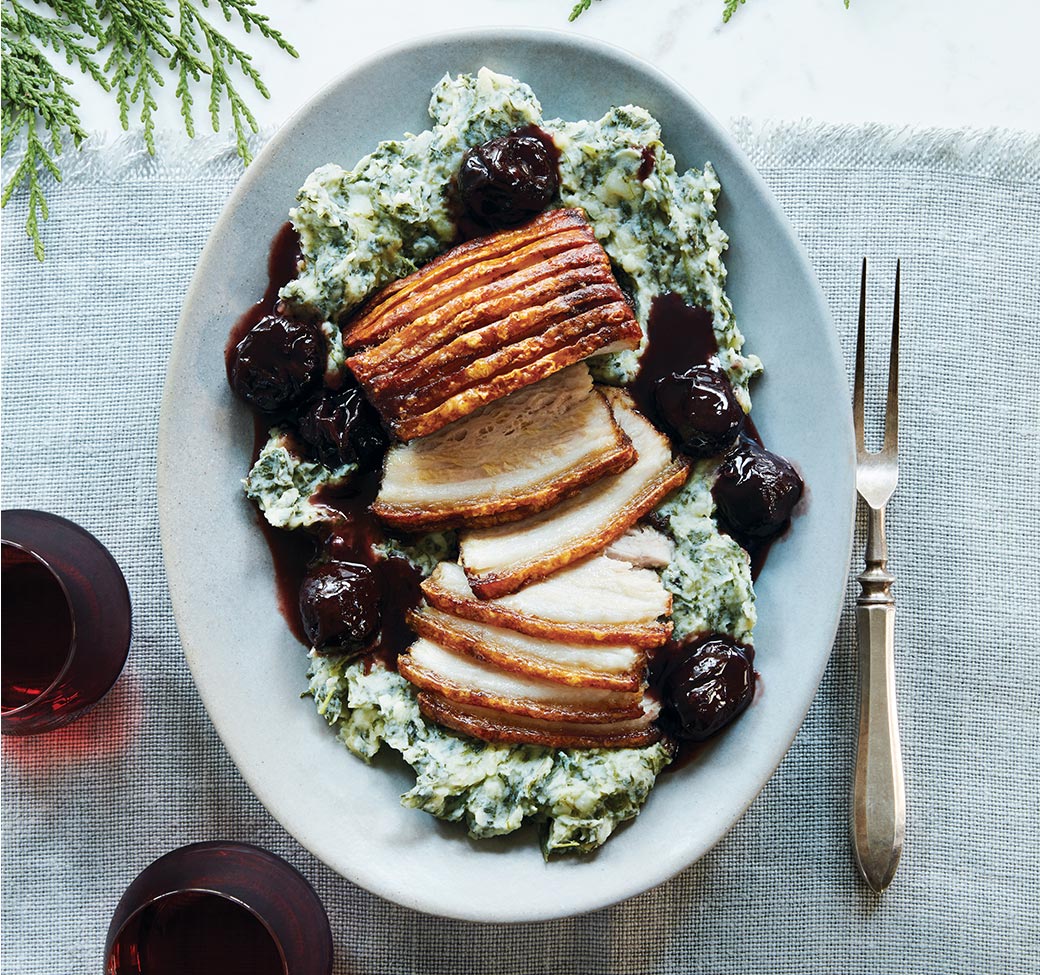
(106, 843, 332, 975)
(109, 891, 285, 975)
(1, 543, 74, 711)
(1, 510, 131, 735)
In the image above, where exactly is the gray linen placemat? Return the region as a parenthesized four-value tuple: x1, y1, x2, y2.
(3, 121, 1039, 975)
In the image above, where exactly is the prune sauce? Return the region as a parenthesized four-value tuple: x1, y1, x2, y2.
(449, 125, 561, 242)
(228, 315, 324, 412)
(650, 633, 758, 770)
(225, 222, 301, 369)
(713, 436, 804, 576)
(629, 292, 804, 579)
(228, 224, 422, 666)
(627, 293, 718, 428)
(298, 384, 387, 469)
(311, 473, 424, 669)
(655, 363, 745, 458)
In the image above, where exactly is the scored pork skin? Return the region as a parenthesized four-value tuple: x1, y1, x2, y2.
(342, 209, 642, 441)
(372, 366, 636, 532)
(459, 391, 690, 599)
(421, 559, 671, 648)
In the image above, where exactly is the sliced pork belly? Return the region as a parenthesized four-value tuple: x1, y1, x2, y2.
(458, 391, 689, 598)
(397, 638, 645, 723)
(342, 209, 642, 440)
(418, 692, 663, 749)
(605, 525, 676, 569)
(422, 558, 671, 648)
(372, 366, 635, 531)
(406, 605, 645, 691)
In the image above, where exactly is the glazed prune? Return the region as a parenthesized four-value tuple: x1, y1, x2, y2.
(664, 637, 755, 741)
(655, 363, 745, 457)
(297, 384, 387, 471)
(228, 315, 323, 413)
(457, 133, 559, 227)
(713, 437, 803, 540)
(298, 561, 380, 652)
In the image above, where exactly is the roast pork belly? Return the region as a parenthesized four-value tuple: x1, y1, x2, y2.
(421, 559, 671, 648)
(342, 209, 642, 440)
(417, 692, 663, 749)
(458, 391, 690, 598)
(397, 638, 645, 723)
(406, 605, 646, 691)
(372, 365, 635, 531)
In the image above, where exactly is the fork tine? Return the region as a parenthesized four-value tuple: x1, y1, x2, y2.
(883, 260, 900, 456)
(853, 258, 867, 453)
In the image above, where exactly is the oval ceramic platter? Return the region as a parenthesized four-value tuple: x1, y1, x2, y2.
(158, 28, 855, 922)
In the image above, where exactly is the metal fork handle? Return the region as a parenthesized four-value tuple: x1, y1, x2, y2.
(852, 504, 905, 893)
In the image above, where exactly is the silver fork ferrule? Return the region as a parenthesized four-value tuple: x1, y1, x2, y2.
(858, 506, 895, 606)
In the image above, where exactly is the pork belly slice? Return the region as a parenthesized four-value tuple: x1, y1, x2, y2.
(422, 559, 671, 648)
(418, 692, 663, 749)
(397, 638, 645, 723)
(342, 209, 641, 440)
(372, 366, 636, 531)
(459, 391, 690, 599)
(406, 605, 645, 692)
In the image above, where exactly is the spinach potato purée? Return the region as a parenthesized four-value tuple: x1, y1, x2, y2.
(246, 69, 758, 854)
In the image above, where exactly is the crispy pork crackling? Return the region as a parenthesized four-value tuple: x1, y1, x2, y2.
(343, 209, 642, 440)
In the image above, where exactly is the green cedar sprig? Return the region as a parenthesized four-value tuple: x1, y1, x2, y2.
(571, 0, 850, 23)
(724, 0, 850, 21)
(1, 0, 298, 260)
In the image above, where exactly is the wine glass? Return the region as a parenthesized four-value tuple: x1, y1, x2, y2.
(1, 509, 132, 735)
(105, 842, 334, 975)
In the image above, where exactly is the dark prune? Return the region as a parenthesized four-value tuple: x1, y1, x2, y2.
(655, 363, 745, 457)
(664, 636, 755, 741)
(713, 437, 803, 540)
(298, 561, 380, 652)
(457, 133, 559, 228)
(297, 383, 387, 471)
(228, 315, 323, 413)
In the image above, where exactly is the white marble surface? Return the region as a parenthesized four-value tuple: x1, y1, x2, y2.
(68, 0, 1040, 135)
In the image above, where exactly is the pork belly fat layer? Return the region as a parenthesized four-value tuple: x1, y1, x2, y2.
(422, 559, 671, 648)
(373, 366, 636, 531)
(342, 209, 641, 440)
(459, 392, 690, 598)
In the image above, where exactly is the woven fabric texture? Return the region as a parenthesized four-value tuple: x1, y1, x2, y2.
(2, 123, 1038, 974)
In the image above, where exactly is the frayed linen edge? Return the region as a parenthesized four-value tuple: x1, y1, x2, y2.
(2, 120, 1038, 192)
(0, 128, 278, 187)
(729, 117, 1040, 184)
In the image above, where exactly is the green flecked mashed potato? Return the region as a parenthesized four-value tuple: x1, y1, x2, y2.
(308, 656, 673, 855)
(247, 69, 759, 854)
